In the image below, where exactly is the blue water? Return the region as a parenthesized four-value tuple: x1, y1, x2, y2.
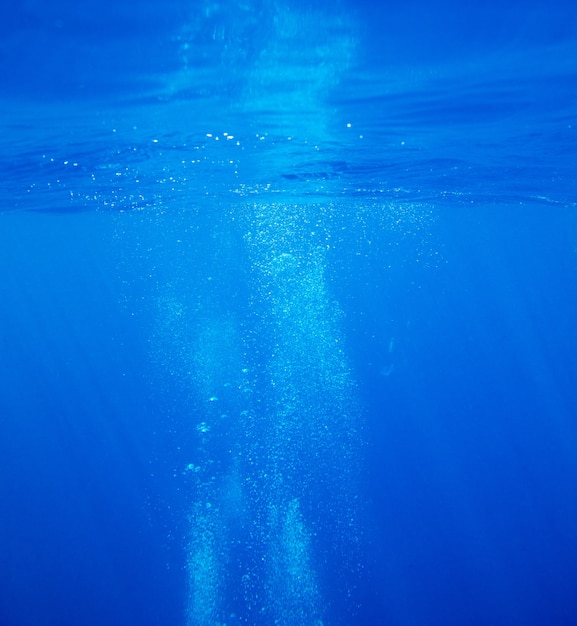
(1, 1, 577, 625)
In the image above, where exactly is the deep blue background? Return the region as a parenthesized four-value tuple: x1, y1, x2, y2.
(1, 1, 577, 625)
(348, 206, 577, 624)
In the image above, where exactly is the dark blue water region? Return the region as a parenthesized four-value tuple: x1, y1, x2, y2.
(1, 199, 577, 625)
(2, 0, 577, 99)
(344, 205, 577, 626)
(0, 213, 188, 626)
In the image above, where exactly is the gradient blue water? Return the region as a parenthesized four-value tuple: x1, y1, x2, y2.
(1, 1, 577, 625)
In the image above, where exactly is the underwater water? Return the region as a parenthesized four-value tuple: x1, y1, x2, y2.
(1, 0, 577, 624)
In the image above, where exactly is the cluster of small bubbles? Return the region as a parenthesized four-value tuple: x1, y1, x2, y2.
(186, 500, 222, 626)
(146, 4, 367, 623)
(205, 132, 238, 144)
